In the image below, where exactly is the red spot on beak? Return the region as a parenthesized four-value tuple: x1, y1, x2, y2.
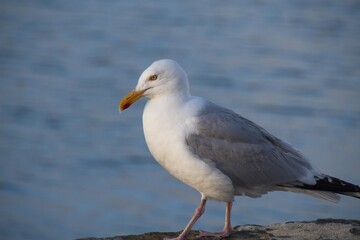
(122, 102, 131, 110)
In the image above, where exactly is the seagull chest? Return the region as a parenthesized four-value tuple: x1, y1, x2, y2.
(142, 97, 234, 201)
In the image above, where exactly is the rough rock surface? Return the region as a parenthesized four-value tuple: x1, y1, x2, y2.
(77, 218, 360, 240)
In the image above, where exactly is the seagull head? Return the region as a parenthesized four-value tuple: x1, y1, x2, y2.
(119, 59, 190, 111)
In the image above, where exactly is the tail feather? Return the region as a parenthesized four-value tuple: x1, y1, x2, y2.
(278, 175, 360, 201)
(296, 175, 360, 199)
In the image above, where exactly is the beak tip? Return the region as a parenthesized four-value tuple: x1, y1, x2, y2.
(120, 102, 131, 111)
(119, 88, 147, 113)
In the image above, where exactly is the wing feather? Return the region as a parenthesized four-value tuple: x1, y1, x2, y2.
(185, 102, 314, 193)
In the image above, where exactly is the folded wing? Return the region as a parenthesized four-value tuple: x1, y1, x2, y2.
(185, 101, 318, 196)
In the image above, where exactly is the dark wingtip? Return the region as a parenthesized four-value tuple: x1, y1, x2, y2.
(297, 175, 360, 199)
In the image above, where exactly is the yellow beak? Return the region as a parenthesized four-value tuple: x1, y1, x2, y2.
(119, 88, 148, 111)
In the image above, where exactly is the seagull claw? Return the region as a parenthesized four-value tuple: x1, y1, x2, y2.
(196, 229, 232, 238)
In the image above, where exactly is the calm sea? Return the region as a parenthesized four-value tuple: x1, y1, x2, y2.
(0, 1, 359, 239)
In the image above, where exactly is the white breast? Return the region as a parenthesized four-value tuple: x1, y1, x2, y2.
(142, 95, 234, 201)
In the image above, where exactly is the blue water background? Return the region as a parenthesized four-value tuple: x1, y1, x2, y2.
(0, 1, 359, 239)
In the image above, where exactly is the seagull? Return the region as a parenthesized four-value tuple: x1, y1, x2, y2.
(119, 59, 360, 240)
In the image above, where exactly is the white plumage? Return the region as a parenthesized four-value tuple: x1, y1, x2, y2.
(119, 59, 360, 240)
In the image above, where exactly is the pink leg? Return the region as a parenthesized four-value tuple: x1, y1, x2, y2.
(197, 201, 233, 238)
(164, 198, 207, 240)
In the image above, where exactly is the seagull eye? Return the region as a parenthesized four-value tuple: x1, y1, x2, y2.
(149, 75, 158, 81)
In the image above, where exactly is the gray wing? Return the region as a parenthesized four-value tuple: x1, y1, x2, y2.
(186, 101, 314, 190)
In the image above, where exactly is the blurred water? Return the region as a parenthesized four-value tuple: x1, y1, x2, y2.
(0, 0, 360, 239)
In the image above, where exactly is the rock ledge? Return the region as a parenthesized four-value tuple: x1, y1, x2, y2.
(78, 218, 360, 240)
